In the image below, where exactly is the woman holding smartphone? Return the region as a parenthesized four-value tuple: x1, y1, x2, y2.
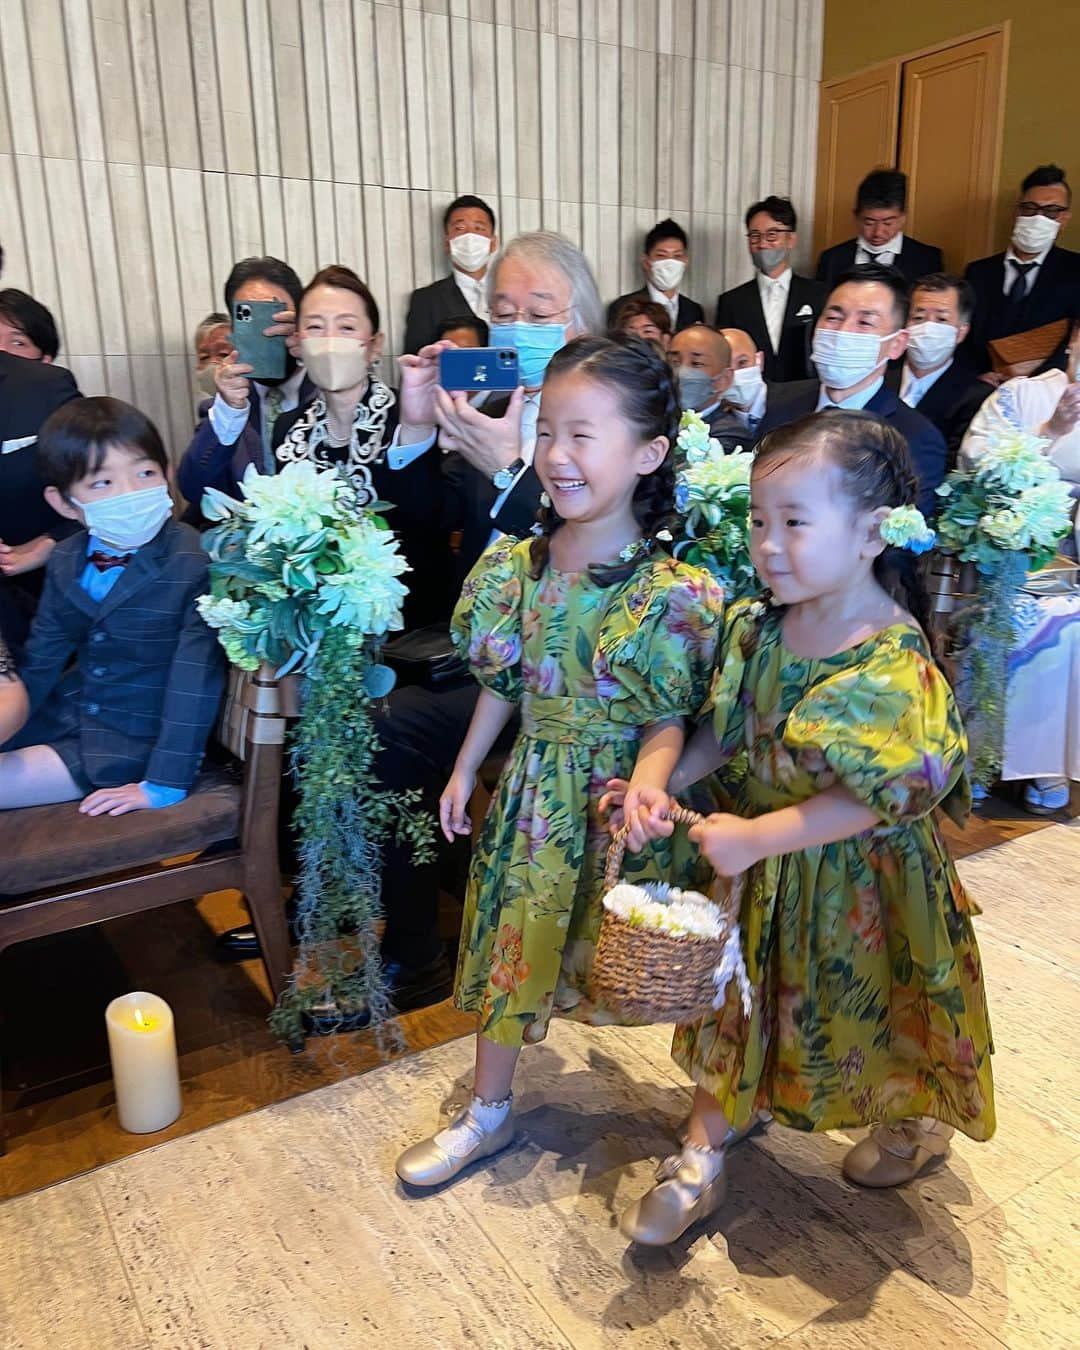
(274, 265, 451, 628)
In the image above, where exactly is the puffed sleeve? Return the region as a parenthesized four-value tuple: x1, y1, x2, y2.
(450, 536, 527, 702)
(783, 629, 970, 825)
(594, 558, 724, 725)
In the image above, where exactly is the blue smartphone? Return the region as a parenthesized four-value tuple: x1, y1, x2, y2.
(439, 346, 520, 392)
(231, 299, 287, 380)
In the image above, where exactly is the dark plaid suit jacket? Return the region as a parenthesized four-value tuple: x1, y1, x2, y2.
(10, 520, 225, 789)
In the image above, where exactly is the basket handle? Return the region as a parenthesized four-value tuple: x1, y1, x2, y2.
(604, 800, 705, 890)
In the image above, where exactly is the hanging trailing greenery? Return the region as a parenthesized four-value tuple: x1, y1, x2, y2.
(934, 428, 1072, 788)
(196, 461, 434, 1045)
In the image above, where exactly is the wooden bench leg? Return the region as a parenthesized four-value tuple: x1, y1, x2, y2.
(243, 860, 292, 1002)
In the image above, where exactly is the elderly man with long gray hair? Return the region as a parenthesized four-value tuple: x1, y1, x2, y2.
(376, 231, 605, 1011)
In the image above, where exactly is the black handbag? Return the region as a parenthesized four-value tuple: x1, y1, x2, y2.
(381, 624, 471, 691)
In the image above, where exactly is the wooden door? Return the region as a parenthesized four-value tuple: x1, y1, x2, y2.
(813, 62, 901, 259)
(898, 33, 1007, 272)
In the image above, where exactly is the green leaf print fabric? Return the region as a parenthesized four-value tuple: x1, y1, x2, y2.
(673, 599, 995, 1142)
(451, 538, 725, 1048)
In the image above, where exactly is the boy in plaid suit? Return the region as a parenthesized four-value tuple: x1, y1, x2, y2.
(0, 397, 224, 814)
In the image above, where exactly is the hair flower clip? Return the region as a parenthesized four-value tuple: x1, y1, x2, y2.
(880, 505, 936, 554)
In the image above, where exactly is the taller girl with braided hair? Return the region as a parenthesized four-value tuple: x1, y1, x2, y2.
(608, 409, 996, 1245)
(396, 335, 725, 1189)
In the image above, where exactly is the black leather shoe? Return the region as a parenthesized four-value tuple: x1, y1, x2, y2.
(384, 952, 454, 1011)
(216, 924, 261, 959)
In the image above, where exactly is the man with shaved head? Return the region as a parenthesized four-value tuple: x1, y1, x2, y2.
(718, 326, 768, 438)
(668, 323, 746, 450)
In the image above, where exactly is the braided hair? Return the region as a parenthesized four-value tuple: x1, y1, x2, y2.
(528, 334, 680, 586)
(754, 409, 941, 663)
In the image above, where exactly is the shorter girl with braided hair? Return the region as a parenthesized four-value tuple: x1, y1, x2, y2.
(607, 409, 995, 1245)
(396, 335, 725, 1190)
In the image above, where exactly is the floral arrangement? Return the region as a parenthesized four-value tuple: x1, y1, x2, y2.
(880, 505, 936, 554)
(197, 462, 409, 676)
(935, 428, 1072, 570)
(198, 462, 432, 1046)
(603, 880, 724, 939)
(933, 428, 1073, 789)
(672, 410, 757, 600)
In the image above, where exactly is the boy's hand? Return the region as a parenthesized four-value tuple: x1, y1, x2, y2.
(687, 813, 762, 876)
(79, 782, 153, 817)
(439, 766, 477, 842)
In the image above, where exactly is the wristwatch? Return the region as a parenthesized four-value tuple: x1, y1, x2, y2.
(492, 457, 525, 491)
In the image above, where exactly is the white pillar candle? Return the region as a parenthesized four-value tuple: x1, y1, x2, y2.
(105, 992, 182, 1134)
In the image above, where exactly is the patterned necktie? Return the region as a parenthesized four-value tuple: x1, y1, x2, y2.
(261, 386, 285, 473)
(1007, 260, 1036, 306)
(88, 550, 133, 571)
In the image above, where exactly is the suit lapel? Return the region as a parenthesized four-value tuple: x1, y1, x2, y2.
(59, 536, 101, 620)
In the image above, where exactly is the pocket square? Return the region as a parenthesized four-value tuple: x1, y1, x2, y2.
(1, 435, 36, 455)
(795, 304, 813, 320)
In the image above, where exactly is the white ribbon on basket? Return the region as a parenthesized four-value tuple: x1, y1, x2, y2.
(712, 926, 753, 1017)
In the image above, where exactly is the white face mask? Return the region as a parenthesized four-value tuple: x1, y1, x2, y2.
(74, 483, 174, 552)
(1011, 213, 1060, 255)
(859, 234, 901, 256)
(194, 365, 219, 400)
(650, 257, 686, 291)
(299, 336, 371, 392)
(448, 232, 493, 273)
(812, 328, 901, 389)
(724, 364, 765, 409)
(906, 320, 958, 370)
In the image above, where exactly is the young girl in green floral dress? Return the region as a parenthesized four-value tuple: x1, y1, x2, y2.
(612, 410, 995, 1245)
(395, 337, 725, 1189)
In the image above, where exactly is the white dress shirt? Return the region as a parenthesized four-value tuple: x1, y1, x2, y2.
(756, 267, 792, 354)
(726, 383, 768, 433)
(855, 232, 905, 268)
(900, 357, 953, 408)
(1001, 244, 1053, 297)
(646, 282, 680, 330)
(454, 268, 490, 321)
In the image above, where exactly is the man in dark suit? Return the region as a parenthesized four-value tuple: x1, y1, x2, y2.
(815, 170, 943, 291)
(668, 324, 746, 451)
(403, 196, 498, 355)
(884, 273, 991, 465)
(2, 399, 223, 812)
(607, 218, 705, 335)
(0, 351, 81, 649)
(715, 195, 825, 383)
(757, 264, 947, 517)
(177, 256, 316, 520)
(964, 163, 1080, 375)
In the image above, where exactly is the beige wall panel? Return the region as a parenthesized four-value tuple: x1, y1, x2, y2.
(4, 0, 823, 456)
(154, 0, 201, 169)
(187, 0, 227, 172)
(27, 0, 78, 160)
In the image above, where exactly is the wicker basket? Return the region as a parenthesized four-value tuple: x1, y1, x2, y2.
(591, 804, 745, 1025)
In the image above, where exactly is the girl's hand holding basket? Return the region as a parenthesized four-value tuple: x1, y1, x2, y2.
(600, 778, 675, 852)
(688, 813, 762, 877)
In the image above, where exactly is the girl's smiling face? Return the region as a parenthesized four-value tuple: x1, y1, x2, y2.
(750, 451, 886, 605)
(533, 371, 667, 525)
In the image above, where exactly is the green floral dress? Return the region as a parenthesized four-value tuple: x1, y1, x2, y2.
(673, 599, 996, 1142)
(453, 538, 724, 1048)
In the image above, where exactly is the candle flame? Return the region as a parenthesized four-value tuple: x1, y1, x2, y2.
(133, 1008, 153, 1031)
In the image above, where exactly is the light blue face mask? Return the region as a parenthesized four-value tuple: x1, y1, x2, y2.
(488, 321, 567, 389)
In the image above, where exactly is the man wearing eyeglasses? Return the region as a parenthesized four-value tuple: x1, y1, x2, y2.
(714, 196, 825, 382)
(815, 170, 943, 290)
(964, 164, 1080, 377)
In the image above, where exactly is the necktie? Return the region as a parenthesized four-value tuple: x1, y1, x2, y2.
(88, 550, 133, 571)
(261, 387, 285, 473)
(1008, 260, 1036, 306)
(764, 280, 785, 352)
